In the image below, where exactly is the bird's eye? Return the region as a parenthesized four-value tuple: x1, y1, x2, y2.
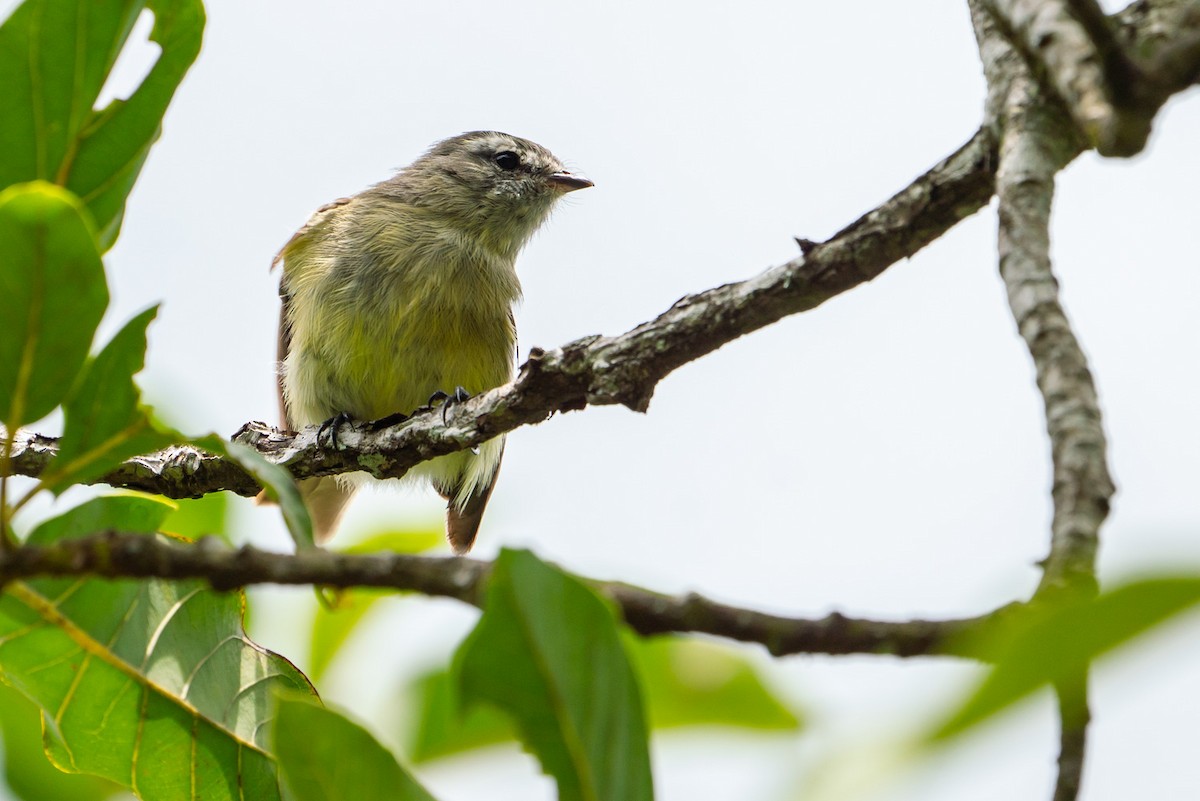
(493, 151, 521, 170)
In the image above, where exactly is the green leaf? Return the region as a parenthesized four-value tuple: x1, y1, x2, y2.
(0, 682, 123, 801)
(629, 635, 802, 731)
(0, 0, 206, 250)
(308, 589, 389, 685)
(407, 666, 515, 762)
(933, 576, 1200, 741)
(197, 436, 314, 550)
(42, 306, 179, 493)
(273, 693, 438, 801)
(408, 634, 801, 763)
(161, 491, 231, 540)
(27, 491, 173, 541)
(454, 549, 654, 801)
(340, 529, 445, 557)
(0, 495, 318, 800)
(0, 182, 107, 428)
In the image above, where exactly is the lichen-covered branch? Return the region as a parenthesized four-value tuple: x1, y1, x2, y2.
(973, 0, 1113, 600)
(971, 2, 1111, 798)
(5, 3, 1194, 506)
(4, 129, 1000, 498)
(0, 530, 1007, 659)
(1115, 0, 1200, 94)
(984, 0, 1145, 154)
(987, 0, 1200, 155)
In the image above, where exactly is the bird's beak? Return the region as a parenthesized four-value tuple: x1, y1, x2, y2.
(546, 171, 594, 192)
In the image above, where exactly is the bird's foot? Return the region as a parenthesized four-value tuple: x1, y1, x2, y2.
(316, 411, 355, 450)
(426, 386, 472, 424)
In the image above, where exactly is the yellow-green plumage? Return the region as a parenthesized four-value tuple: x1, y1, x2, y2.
(274, 131, 591, 551)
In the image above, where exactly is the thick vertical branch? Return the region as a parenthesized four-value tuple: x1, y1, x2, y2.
(970, 0, 1113, 602)
(994, 95, 1111, 599)
(970, 3, 1112, 798)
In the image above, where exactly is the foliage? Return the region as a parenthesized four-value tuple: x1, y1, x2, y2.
(273, 694, 436, 801)
(0, 0, 204, 250)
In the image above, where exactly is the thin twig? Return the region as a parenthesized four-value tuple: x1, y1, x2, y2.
(1052, 673, 1091, 801)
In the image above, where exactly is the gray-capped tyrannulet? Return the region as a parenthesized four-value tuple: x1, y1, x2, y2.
(272, 131, 592, 552)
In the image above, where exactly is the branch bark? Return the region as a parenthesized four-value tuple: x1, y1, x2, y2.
(3, 129, 1000, 498)
(971, 2, 1114, 798)
(984, 0, 1145, 154)
(0, 530, 1009, 659)
(6, 3, 1194, 505)
(1052, 674, 1091, 801)
(986, 0, 1200, 155)
(973, 0, 1113, 601)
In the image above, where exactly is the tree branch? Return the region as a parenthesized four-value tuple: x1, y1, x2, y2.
(973, 0, 1113, 600)
(5, 2, 1194, 505)
(986, 0, 1200, 155)
(1052, 673, 1091, 801)
(971, 3, 1111, 798)
(3, 128, 1000, 498)
(1113, 0, 1200, 96)
(0, 530, 1010, 659)
(984, 0, 1146, 154)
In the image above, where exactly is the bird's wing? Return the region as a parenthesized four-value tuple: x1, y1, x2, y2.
(275, 284, 295, 429)
(272, 197, 354, 429)
(270, 198, 361, 541)
(271, 197, 354, 272)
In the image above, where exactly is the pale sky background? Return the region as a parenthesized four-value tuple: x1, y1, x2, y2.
(5, 1, 1200, 800)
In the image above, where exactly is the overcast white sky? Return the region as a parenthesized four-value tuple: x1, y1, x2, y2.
(6, 1, 1200, 799)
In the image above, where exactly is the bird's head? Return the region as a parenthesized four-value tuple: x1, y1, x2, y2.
(392, 131, 592, 257)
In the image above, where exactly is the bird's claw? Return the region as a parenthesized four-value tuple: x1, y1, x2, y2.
(316, 411, 355, 450)
(427, 386, 471, 425)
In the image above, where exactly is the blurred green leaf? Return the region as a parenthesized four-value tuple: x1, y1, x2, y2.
(308, 529, 443, 682)
(407, 666, 515, 762)
(0, 182, 107, 429)
(197, 435, 314, 549)
(161, 491, 230, 540)
(934, 576, 1200, 741)
(308, 589, 390, 685)
(0, 682, 123, 801)
(408, 633, 801, 763)
(0, 0, 205, 249)
(454, 549, 654, 801)
(0, 495, 317, 800)
(630, 635, 802, 731)
(41, 306, 179, 494)
(274, 693, 437, 801)
(340, 529, 444, 556)
(27, 491, 173, 541)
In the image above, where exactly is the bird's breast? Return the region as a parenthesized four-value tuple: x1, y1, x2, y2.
(285, 218, 520, 424)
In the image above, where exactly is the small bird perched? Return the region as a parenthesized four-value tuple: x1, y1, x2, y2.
(273, 131, 592, 552)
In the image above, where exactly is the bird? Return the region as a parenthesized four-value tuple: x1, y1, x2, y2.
(272, 131, 592, 552)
